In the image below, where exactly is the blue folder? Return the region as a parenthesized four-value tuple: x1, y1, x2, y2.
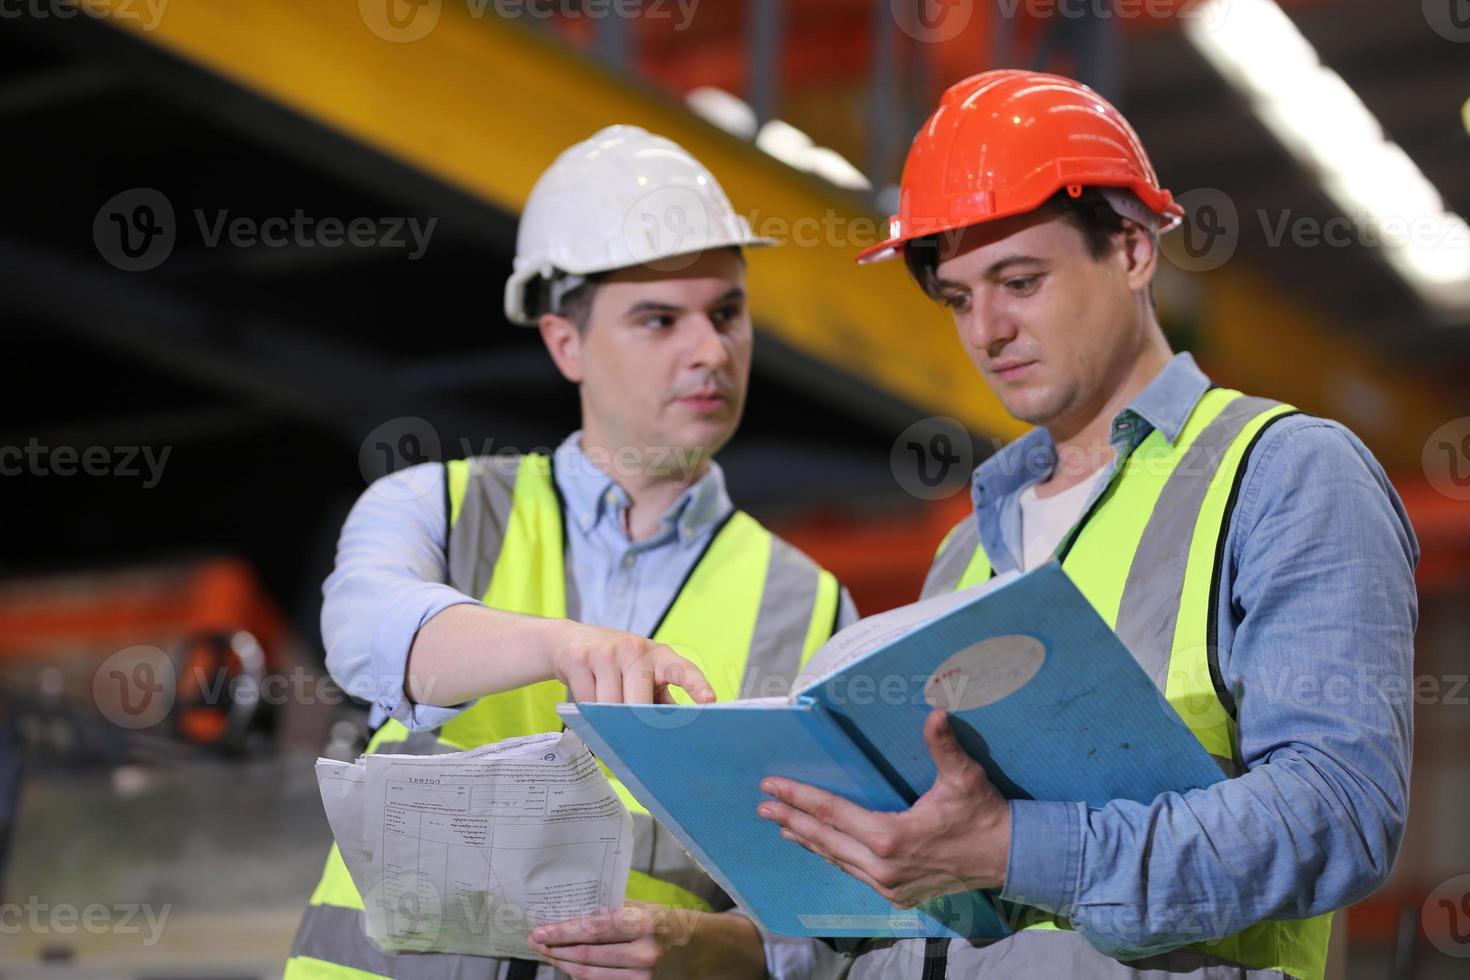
(558, 562, 1225, 939)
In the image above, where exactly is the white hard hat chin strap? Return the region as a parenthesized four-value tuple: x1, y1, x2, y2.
(547, 272, 588, 317)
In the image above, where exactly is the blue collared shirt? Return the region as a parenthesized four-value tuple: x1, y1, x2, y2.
(984, 353, 1418, 956)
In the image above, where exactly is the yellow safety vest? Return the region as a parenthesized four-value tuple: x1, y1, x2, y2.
(286, 453, 840, 978)
(918, 388, 1331, 980)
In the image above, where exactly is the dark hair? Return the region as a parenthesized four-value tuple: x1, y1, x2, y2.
(902, 187, 1144, 302)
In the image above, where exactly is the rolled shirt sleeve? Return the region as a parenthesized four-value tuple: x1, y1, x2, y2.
(1000, 417, 1418, 958)
(321, 463, 480, 731)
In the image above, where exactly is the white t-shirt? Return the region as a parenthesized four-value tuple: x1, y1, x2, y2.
(1018, 475, 1101, 570)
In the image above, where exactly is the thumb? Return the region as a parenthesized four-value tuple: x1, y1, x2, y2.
(923, 707, 970, 775)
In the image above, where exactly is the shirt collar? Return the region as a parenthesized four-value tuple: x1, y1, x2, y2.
(551, 431, 733, 542)
(970, 351, 1211, 509)
(1125, 351, 1211, 445)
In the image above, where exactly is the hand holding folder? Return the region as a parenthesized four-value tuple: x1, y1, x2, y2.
(559, 563, 1225, 939)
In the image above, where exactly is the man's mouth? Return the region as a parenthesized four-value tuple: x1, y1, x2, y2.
(677, 391, 728, 411)
(990, 359, 1037, 382)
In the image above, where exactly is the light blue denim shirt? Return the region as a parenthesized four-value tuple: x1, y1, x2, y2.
(979, 353, 1419, 957)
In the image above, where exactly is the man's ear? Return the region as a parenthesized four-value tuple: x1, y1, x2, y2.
(1118, 218, 1159, 293)
(539, 314, 585, 384)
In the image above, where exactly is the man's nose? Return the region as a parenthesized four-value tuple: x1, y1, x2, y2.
(686, 315, 730, 370)
(960, 301, 1018, 357)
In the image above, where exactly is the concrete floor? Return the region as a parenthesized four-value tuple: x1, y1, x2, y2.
(3, 752, 329, 979)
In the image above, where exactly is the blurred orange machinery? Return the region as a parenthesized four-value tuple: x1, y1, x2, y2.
(0, 558, 295, 759)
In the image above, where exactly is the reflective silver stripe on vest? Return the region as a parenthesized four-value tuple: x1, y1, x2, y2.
(446, 455, 521, 603)
(739, 536, 823, 699)
(845, 929, 1290, 979)
(288, 903, 557, 979)
(1113, 396, 1280, 693)
(920, 518, 981, 599)
(1111, 394, 1281, 779)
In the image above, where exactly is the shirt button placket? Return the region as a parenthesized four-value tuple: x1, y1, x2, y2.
(611, 550, 635, 630)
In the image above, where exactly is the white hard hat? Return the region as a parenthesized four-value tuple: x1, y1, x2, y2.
(504, 124, 774, 326)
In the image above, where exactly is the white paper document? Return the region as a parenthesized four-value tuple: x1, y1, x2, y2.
(797, 571, 1018, 684)
(315, 729, 633, 959)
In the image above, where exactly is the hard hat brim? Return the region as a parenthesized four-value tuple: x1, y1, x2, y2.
(854, 195, 1184, 266)
(504, 231, 777, 326)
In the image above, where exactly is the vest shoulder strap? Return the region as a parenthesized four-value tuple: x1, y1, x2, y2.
(655, 512, 841, 702)
(444, 453, 527, 602)
(921, 516, 987, 598)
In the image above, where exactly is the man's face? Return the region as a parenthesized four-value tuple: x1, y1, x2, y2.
(548, 249, 752, 474)
(933, 209, 1152, 432)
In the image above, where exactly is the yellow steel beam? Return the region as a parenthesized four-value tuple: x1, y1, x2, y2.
(92, 2, 1448, 468)
(1197, 266, 1456, 472)
(90, 0, 1024, 439)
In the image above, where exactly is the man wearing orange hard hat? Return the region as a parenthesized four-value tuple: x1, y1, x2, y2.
(758, 70, 1416, 979)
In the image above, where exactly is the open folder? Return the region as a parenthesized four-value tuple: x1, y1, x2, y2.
(558, 562, 1225, 940)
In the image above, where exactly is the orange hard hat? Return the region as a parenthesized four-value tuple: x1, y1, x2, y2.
(857, 69, 1183, 263)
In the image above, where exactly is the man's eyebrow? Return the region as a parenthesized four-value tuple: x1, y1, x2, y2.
(709, 286, 745, 307)
(622, 287, 746, 318)
(934, 256, 1045, 293)
(984, 254, 1046, 278)
(621, 299, 684, 317)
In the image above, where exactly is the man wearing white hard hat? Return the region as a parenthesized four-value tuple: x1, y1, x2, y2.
(284, 125, 857, 980)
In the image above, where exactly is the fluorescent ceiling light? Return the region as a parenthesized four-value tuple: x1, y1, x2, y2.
(1186, 0, 1470, 317)
(802, 146, 873, 192)
(685, 87, 758, 141)
(754, 119, 813, 163)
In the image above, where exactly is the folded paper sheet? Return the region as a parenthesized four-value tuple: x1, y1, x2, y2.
(315, 730, 632, 958)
